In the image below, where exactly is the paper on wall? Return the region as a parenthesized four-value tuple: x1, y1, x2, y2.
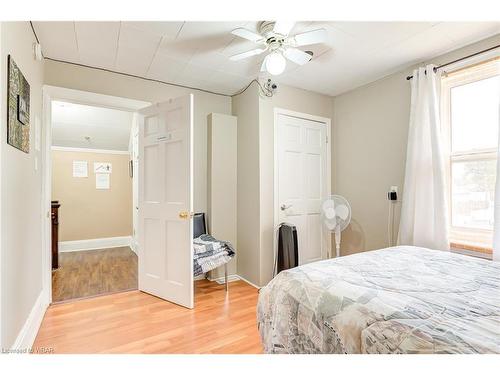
(73, 160, 88, 177)
(94, 162, 112, 174)
(95, 173, 110, 189)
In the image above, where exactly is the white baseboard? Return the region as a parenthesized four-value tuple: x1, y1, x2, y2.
(208, 274, 240, 284)
(59, 236, 132, 252)
(129, 237, 139, 255)
(236, 274, 260, 289)
(11, 290, 49, 351)
(203, 273, 260, 289)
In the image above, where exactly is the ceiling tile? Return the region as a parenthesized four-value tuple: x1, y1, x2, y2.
(115, 25, 162, 76)
(75, 21, 120, 69)
(209, 71, 250, 94)
(189, 50, 230, 69)
(147, 52, 187, 82)
(121, 21, 184, 38)
(329, 21, 437, 53)
(156, 37, 198, 62)
(177, 22, 248, 44)
(439, 22, 500, 44)
(32, 21, 79, 61)
(373, 24, 462, 69)
(178, 63, 220, 82)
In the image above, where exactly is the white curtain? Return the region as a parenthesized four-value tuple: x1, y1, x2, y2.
(399, 64, 449, 250)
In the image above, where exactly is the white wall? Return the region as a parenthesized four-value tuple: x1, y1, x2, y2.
(333, 33, 500, 255)
(207, 113, 237, 279)
(44, 60, 232, 215)
(0, 21, 45, 348)
(232, 83, 261, 286)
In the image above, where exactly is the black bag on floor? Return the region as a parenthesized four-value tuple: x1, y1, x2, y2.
(277, 223, 298, 273)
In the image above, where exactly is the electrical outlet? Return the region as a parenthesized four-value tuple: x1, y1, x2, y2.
(388, 186, 398, 201)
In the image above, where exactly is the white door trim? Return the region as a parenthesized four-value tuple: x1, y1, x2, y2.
(273, 108, 332, 271)
(41, 85, 150, 308)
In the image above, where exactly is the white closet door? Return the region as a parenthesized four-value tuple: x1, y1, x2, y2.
(277, 113, 329, 265)
(138, 94, 193, 308)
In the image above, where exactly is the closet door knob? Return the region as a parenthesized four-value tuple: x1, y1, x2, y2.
(280, 204, 292, 211)
(179, 211, 194, 219)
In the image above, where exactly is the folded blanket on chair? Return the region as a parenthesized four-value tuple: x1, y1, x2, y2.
(193, 234, 235, 276)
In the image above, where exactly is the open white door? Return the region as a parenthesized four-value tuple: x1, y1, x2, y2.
(138, 94, 194, 308)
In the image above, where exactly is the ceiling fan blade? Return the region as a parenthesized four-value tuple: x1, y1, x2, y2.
(273, 21, 295, 36)
(283, 48, 312, 65)
(291, 28, 327, 46)
(231, 28, 264, 42)
(229, 48, 266, 61)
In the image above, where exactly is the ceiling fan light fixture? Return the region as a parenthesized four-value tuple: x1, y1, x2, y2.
(265, 52, 286, 75)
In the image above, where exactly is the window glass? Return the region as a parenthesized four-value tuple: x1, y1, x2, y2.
(450, 75, 500, 152)
(451, 159, 496, 230)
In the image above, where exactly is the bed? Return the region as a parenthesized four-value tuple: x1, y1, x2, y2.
(257, 246, 500, 354)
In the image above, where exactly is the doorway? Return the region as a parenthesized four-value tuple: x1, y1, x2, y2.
(42, 86, 195, 309)
(42, 86, 149, 303)
(49, 101, 137, 302)
(274, 108, 331, 265)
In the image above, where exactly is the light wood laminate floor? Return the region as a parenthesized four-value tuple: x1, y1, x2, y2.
(52, 247, 138, 302)
(35, 280, 262, 354)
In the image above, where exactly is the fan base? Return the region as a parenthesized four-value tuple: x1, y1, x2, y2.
(259, 21, 276, 36)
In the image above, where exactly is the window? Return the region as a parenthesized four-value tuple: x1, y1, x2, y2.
(441, 58, 500, 254)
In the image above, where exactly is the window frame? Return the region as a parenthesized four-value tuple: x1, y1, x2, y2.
(441, 58, 500, 252)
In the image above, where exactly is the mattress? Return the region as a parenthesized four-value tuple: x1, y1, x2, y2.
(257, 246, 500, 354)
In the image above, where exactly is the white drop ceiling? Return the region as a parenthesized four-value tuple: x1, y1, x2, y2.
(51, 101, 134, 151)
(33, 21, 500, 96)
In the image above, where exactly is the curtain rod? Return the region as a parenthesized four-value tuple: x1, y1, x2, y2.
(406, 44, 500, 80)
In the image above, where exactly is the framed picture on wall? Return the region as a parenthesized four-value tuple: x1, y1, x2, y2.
(7, 55, 30, 153)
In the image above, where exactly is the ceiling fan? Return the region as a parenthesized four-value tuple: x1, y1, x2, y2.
(229, 21, 328, 75)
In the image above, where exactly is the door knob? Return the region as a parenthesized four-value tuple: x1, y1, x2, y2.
(179, 211, 193, 219)
(280, 204, 292, 211)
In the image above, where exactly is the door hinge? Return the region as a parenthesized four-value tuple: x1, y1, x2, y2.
(326, 135, 329, 144)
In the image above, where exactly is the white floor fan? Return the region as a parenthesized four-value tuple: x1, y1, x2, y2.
(321, 195, 352, 258)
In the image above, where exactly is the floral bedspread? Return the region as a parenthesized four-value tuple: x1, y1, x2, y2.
(257, 246, 500, 354)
